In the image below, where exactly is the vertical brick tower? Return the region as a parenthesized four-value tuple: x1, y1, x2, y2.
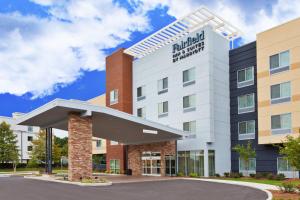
(105, 48, 133, 174)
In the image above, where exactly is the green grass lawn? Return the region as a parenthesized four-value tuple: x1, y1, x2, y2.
(217, 177, 300, 186)
(0, 168, 68, 174)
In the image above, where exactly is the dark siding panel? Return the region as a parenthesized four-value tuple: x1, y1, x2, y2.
(229, 41, 278, 174)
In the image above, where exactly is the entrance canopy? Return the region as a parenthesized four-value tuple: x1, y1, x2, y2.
(16, 99, 183, 144)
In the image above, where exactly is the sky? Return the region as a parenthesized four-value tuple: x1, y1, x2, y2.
(1, 0, 300, 137)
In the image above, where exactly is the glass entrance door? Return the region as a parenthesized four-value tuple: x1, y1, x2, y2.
(165, 155, 176, 176)
(142, 152, 161, 176)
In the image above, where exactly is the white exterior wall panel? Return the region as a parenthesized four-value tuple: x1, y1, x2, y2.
(132, 26, 231, 176)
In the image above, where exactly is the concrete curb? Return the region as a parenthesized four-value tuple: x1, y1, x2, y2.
(0, 174, 11, 178)
(24, 176, 112, 187)
(183, 178, 275, 200)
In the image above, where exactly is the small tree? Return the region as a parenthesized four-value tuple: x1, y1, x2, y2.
(0, 122, 19, 172)
(233, 141, 256, 176)
(279, 135, 300, 171)
(29, 130, 61, 168)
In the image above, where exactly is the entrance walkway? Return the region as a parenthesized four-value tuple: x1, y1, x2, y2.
(96, 174, 178, 184)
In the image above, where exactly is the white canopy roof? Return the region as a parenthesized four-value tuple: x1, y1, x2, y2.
(124, 7, 243, 58)
(16, 99, 183, 145)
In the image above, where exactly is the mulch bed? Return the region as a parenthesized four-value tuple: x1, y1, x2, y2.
(271, 190, 300, 200)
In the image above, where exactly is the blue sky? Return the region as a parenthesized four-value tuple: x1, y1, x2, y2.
(0, 0, 300, 117)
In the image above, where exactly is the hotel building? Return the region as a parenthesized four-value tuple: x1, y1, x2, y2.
(104, 8, 241, 176)
(0, 113, 39, 163)
(230, 18, 300, 178)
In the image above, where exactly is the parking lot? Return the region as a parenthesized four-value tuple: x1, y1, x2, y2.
(0, 176, 267, 200)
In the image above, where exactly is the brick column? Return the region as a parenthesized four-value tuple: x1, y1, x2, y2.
(68, 113, 92, 181)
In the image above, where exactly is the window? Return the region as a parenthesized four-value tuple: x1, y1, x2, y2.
(27, 136, 33, 142)
(238, 120, 255, 140)
(178, 151, 204, 177)
(238, 93, 255, 114)
(270, 50, 290, 74)
(137, 107, 145, 118)
(137, 86, 145, 101)
(96, 140, 102, 148)
(237, 67, 254, 88)
(158, 77, 168, 94)
(271, 82, 291, 104)
(239, 158, 256, 172)
(183, 94, 196, 112)
(183, 121, 196, 133)
(158, 101, 168, 117)
(110, 159, 120, 174)
(110, 89, 118, 105)
(110, 141, 118, 145)
(27, 146, 33, 151)
(271, 113, 291, 134)
(183, 68, 195, 86)
(27, 126, 33, 132)
(278, 157, 293, 172)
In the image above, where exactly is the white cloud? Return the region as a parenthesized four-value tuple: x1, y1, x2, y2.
(132, 0, 300, 42)
(1, 0, 300, 98)
(0, 0, 149, 98)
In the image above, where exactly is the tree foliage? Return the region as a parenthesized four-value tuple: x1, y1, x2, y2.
(233, 141, 256, 173)
(29, 130, 61, 166)
(0, 121, 19, 171)
(54, 136, 68, 157)
(279, 135, 300, 170)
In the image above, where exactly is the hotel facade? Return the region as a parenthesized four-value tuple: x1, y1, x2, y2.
(103, 9, 300, 177)
(3, 8, 299, 179)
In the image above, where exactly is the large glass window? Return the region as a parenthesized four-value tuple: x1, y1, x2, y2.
(271, 82, 291, 104)
(238, 120, 255, 140)
(238, 93, 255, 114)
(183, 68, 195, 86)
(137, 86, 145, 100)
(110, 89, 118, 105)
(278, 157, 293, 171)
(239, 158, 256, 172)
(183, 94, 196, 111)
(137, 107, 145, 118)
(177, 151, 204, 177)
(270, 50, 290, 74)
(208, 150, 215, 176)
(110, 159, 120, 174)
(271, 113, 291, 134)
(237, 67, 254, 88)
(158, 77, 168, 94)
(158, 101, 168, 116)
(183, 121, 196, 133)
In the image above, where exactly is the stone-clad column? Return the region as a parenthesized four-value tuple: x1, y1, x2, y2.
(68, 113, 92, 181)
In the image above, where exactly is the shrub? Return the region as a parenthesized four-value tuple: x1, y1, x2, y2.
(255, 172, 263, 179)
(224, 172, 230, 177)
(249, 173, 255, 178)
(261, 172, 269, 178)
(275, 173, 285, 181)
(280, 181, 295, 193)
(267, 173, 275, 180)
(189, 173, 198, 178)
(230, 172, 241, 178)
(177, 172, 184, 177)
(215, 173, 220, 177)
(239, 172, 243, 177)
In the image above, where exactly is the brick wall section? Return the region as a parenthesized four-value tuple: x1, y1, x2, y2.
(68, 113, 92, 181)
(105, 48, 133, 173)
(128, 141, 176, 176)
